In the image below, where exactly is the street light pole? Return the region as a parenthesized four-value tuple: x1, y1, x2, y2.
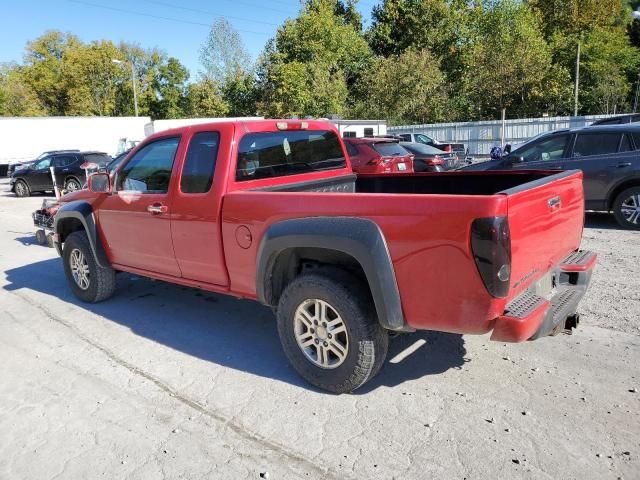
(574, 41, 580, 117)
(112, 59, 139, 116)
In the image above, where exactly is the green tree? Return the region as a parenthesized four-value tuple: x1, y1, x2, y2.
(258, 0, 370, 116)
(186, 78, 229, 117)
(200, 18, 252, 84)
(147, 57, 190, 119)
(353, 48, 446, 124)
(0, 63, 46, 116)
(460, 0, 571, 119)
(367, 0, 455, 57)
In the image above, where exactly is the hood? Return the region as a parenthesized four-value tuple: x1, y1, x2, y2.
(59, 188, 93, 203)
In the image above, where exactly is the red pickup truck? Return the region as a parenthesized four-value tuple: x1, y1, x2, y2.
(53, 119, 596, 393)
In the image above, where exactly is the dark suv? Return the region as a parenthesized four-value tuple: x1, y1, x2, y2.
(10, 151, 112, 197)
(461, 125, 640, 229)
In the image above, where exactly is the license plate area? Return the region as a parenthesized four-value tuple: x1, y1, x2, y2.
(534, 271, 557, 300)
(397, 163, 406, 171)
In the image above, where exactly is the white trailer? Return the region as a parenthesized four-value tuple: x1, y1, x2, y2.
(0, 116, 149, 166)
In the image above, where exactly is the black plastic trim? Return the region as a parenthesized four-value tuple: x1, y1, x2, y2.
(498, 169, 580, 196)
(256, 216, 408, 331)
(251, 173, 357, 193)
(54, 200, 110, 268)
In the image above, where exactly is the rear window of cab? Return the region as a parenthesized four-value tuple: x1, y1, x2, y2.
(236, 130, 346, 181)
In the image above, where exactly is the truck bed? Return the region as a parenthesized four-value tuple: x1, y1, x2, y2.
(256, 170, 554, 196)
(223, 169, 585, 337)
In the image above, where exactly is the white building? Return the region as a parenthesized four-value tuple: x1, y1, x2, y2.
(330, 119, 387, 138)
(0, 116, 149, 165)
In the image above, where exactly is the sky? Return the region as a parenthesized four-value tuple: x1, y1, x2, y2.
(1, 0, 378, 80)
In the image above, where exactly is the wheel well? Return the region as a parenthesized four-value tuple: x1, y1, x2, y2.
(608, 179, 640, 210)
(58, 217, 85, 243)
(64, 175, 81, 185)
(265, 247, 368, 306)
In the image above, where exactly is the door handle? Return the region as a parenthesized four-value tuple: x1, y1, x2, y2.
(147, 203, 168, 214)
(617, 162, 632, 168)
(62, 168, 69, 172)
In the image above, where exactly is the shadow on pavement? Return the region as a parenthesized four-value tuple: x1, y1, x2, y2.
(4, 257, 466, 393)
(584, 212, 622, 230)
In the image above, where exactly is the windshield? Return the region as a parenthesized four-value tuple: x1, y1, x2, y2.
(236, 130, 346, 181)
(401, 143, 443, 155)
(372, 142, 410, 157)
(107, 150, 131, 172)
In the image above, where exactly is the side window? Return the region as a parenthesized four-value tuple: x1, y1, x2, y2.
(517, 135, 568, 162)
(399, 134, 411, 141)
(34, 157, 52, 170)
(364, 128, 374, 137)
(345, 142, 359, 157)
(415, 134, 433, 145)
(342, 131, 356, 138)
(573, 133, 621, 157)
(619, 134, 633, 153)
(180, 132, 219, 194)
(55, 155, 76, 167)
(632, 132, 640, 150)
(117, 137, 180, 193)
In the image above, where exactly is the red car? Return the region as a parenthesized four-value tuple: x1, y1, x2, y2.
(53, 119, 595, 393)
(343, 137, 414, 174)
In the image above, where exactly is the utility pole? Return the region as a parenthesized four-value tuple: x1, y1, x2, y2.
(634, 74, 640, 113)
(574, 41, 580, 117)
(112, 58, 139, 116)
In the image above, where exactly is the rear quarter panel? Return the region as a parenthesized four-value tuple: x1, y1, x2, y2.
(222, 191, 508, 335)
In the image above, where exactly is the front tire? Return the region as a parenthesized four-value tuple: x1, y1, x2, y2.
(63, 231, 116, 302)
(14, 180, 30, 197)
(612, 187, 640, 230)
(276, 268, 388, 393)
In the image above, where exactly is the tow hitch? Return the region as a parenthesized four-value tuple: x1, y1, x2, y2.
(564, 313, 580, 334)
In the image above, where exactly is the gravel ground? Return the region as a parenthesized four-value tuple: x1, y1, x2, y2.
(0, 178, 638, 480)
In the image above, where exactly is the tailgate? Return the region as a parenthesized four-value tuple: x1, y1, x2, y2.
(504, 170, 585, 298)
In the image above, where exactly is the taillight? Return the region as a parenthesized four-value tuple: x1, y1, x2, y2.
(471, 216, 511, 298)
(368, 157, 391, 165)
(426, 156, 444, 166)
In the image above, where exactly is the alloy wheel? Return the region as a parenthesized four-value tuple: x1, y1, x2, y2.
(620, 193, 640, 225)
(293, 298, 349, 369)
(69, 248, 90, 290)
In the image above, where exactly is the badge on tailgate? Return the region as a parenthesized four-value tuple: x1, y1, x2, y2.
(547, 196, 561, 211)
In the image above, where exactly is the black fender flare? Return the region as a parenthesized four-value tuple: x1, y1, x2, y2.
(54, 200, 110, 268)
(256, 217, 408, 331)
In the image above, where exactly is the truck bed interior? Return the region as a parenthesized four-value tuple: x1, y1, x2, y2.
(257, 171, 557, 196)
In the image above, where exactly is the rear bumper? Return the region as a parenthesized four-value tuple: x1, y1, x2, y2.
(490, 250, 596, 342)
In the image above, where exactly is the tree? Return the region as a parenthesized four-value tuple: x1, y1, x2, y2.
(529, 0, 625, 39)
(147, 57, 190, 119)
(258, 0, 370, 116)
(367, 0, 455, 57)
(0, 63, 46, 116)
(200, 19, 252, 84)
(186, 78, 229, 117)
(460, 0, 572, 119)
(353, 48, 446, 124)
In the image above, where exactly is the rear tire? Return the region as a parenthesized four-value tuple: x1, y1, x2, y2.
(612, 187, 640, 230)
(65, 178, 81, 192)
(276, 268, 388, 393)
(14, 180, 30, 197)
(63, 231, 116, 303)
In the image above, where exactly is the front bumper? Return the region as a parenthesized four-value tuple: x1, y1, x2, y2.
(491, 250, 596, 342)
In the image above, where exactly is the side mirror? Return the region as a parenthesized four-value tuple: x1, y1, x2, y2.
(89, 172, 111, 193)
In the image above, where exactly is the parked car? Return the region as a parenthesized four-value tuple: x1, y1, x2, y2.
(7, 150, 81, 176)
(343, 137, 414, 174)
(396, 132, 467, 158)
(10, 151, 112, 197)
(401, 142, 458, 171)
(52, 119, 595, 393)
(591, 114, 640, 126)
(460, 125, 640, 229)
